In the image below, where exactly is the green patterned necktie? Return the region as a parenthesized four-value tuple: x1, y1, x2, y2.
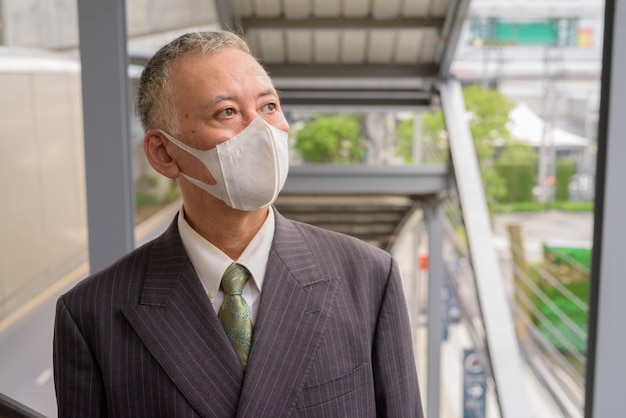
(218, 263, 253, 368)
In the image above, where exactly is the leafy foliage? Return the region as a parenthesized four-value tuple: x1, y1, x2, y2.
(409, 84, 538, 206)
(294, 114, 365, 163)
(544, 245, 592, 270)
(526, 247, 590, 354)
(494, 162, 536, 202)
(555, 158, 576, 201)
(537, 278, 589, 353)
(396, 114, 448, 163)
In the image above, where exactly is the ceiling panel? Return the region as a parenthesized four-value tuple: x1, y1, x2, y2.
(343, 0, 370, 17)
(431, 0, 452, 16)
(233, 0, 467, 78)
(394, 30, 424, 64)
(286, 30, 313, 63)
(283, 0, 311, 19)
(340, 30, 368, 64)
(314, 30, 340, 63)
(371, 0, 404, 18)
(418, 29, 440, 63)
(232, 0, 254, 17)
(313, 0, 341, 17)
(402, 0, 432, 16)
(256, 30, 285, 62)
(252, 0, 282, 17)
(367, 30, 396, 64)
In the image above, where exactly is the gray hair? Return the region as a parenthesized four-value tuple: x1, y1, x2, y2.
(137, 30, 252, 134)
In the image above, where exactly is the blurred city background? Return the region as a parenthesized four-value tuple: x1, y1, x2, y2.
(0, 0, 622, 417)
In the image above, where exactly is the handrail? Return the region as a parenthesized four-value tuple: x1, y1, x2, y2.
(507, 239, 587, 415)
(0, 393, 47, 418)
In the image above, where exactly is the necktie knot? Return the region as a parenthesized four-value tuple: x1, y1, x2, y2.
(221, 263, 249, 295)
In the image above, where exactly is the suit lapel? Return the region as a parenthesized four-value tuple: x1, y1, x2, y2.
(237, 212, 339, 417)
(121, 217, 243, 417)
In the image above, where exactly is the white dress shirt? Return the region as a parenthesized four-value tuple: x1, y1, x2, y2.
(177, 206, 275, 325)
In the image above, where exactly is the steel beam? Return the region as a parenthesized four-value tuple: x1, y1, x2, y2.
(424, 200, 444, 418)
(241, 17, 445, 30)
(77, 0, 135, 272)
(281, 165, 447, 196)
(437, 0, 472, 77)
(265, 63, 439, 79)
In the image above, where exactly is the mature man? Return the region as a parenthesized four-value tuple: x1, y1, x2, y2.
(53, 30, 423, 417)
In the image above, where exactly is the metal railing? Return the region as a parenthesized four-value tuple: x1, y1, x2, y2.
(442, 190, 496, 418)
(442, 184, 588, 417)
(0, 393, 46, 418)
(510, 240, 588, 417)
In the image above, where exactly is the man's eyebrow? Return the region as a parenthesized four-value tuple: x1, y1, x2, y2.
(198, 89, 278, 113)
(197, 95, 232, 112)
(210, 95, 232, 104)
(258, 88, 278, 99)
(203, 90, 277, 106)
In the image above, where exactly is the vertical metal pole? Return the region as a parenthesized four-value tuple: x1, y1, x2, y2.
(425, 200, 443, 418)
(77, 0, 135, 273)
(585, 0, 626, 416)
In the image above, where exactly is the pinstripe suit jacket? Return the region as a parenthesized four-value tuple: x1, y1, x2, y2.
(54, 210, 423, 417)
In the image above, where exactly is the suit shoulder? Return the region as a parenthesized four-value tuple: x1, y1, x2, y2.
(283, 219, 398, 311)
(61, 239, 155, 305)
(289, 219, 392, 265)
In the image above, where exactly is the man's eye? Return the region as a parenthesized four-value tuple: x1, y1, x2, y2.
(218, 108, 235, 117)
(263, 103, 277, 112)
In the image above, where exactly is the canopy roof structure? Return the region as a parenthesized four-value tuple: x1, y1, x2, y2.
(218, 0, 469, 110)
(209, 0, 471, 249)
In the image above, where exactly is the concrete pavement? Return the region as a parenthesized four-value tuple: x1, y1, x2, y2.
(492, 211, 594, 262)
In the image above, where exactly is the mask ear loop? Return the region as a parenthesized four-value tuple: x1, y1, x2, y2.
(158, 129, 231, 205)
(158, 130, 212, 160)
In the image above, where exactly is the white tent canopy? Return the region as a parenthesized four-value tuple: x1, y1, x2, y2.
(508, 102, 590, 147)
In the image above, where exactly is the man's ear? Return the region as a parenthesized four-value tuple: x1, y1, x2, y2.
(143, 129, 180, 179)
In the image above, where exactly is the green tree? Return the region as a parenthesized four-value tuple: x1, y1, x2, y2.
(495, 144, 538, 203)
(400, 85, 529, 205)
(294, 114, 364, 163)
(555, 158, 576, 201)
(396, 118, 415, 163)
(396, 115, 448, 164)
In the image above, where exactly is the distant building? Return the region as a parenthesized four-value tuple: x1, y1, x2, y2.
(452, 0, 603, 142)
(452, 0, 602, 201)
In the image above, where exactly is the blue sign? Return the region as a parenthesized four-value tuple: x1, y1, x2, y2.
(463, 349, 486, 418)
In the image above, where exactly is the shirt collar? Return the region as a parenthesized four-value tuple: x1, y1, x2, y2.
(177, 206, 274, 299)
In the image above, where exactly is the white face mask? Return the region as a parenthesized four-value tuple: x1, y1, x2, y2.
(159, 116, 289, 211)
